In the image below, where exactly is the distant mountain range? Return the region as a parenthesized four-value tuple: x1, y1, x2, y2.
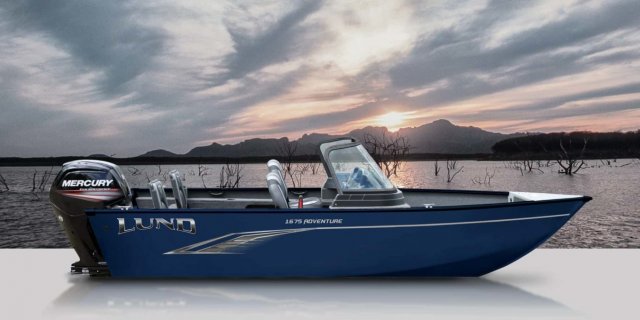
(141, 119, 526, 158)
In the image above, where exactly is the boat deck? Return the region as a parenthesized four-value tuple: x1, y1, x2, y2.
(133, 188, 510, 210)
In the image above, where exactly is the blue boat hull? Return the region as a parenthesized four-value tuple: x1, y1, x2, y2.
(87, 198, 589, 278)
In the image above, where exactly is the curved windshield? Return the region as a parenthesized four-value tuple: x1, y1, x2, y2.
(328, 145, 395, 191)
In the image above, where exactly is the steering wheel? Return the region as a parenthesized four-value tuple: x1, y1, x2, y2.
(345, 167, 362, 189)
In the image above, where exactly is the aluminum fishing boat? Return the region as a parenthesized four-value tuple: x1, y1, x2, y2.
(49, 138, 591, 277)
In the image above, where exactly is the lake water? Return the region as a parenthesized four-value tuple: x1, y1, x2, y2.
(1, 160, 639, 248)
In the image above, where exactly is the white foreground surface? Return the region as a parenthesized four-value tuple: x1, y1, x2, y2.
(0, 249, 637, 320)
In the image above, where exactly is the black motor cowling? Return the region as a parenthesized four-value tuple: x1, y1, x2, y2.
(49, 160, 131, 274)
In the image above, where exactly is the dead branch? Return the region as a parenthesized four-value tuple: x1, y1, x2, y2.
(197, 163, 210, 188)
(310, 162, 321, 175)
(505, 160, 543, 175)
(556, 137, 589, 175)
(524, 160, 544, 173)
(0, 172, 9, 192)
(362, 131, 411, 178)
(31, 170, 37, 192)
(29, 168, 52, 193)
(535, 160, 552, 170)
(219, 161, 244, 189)
(290, 163, 312, 188)
(276, 139, 299, 185)
(37, 167, 53, 191)
(485, 168, 495, 185)
(505, 161, 525, 176)
(144, 171, 152, 183)
(472, 168, 496, 185)
(446, 160, 463, 183)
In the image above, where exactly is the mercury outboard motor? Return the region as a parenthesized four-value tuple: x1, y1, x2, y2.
(49, 160, 132, 275)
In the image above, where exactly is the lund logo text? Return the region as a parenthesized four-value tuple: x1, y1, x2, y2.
(118, 218, 197, 235)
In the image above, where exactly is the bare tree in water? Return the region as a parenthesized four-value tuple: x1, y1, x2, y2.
(521, 159, 544, 173)
(446, 160, 463, 183)
(290, 163, 313, 188)
(27, 168, 54, 200)
(0, 172, 9, 192)
(127, 167, 142, 176)
(276, 139, 300, 185)
(556, 137, 589, 175)
(197, 163, 211, 188)
(362, 132, 411, 178)
(505, 160, 543, 175)
(310, 162, 321, 175)
(219, 161, 244, 188)
(471, 168, 496, 185)
(31, 168, 53, 192)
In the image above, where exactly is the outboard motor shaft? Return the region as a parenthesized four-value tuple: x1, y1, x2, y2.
(49, 160, 131, 275)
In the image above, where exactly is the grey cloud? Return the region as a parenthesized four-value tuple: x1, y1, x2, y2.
(452, 82, 640, 124)
(485, 97, 640, 132)
(273, 1, 640, 134)
(405, 86, 640, 136)
(400, 33, 640, 111)
(110, 67, 312, 155)
(0, 66, 101, 156)
(0, 1, 322, 156)
(535, 99, 640, 121)
(582, 49, 640, 66)
(111, 66, 313, 155)
(199, 67, 311, 137)
(1, 0, 166, 96)
(508, 82, 640, 115)
(216, 4, 640, 138)
(1, 1, 639, 157)
(214, 0, 324, 85)
(390, 0, 640, 90)
(409, 49, 587, 107)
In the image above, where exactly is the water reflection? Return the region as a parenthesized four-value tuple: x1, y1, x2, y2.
(51, 276, 575, 319)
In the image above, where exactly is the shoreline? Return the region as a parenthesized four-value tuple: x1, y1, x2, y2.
(1, 154, 638, 167)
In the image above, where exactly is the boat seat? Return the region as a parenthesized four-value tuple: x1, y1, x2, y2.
(267, 159, 287, 190)
(266, 170, 321, 209)
(148, 180, 177, 209)
(169, 170, 188, 208)
(269, 159, 322, 208)
(267, 172, 289, 208)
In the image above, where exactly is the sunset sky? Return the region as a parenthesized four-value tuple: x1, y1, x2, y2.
(1, 0, 639, 156)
